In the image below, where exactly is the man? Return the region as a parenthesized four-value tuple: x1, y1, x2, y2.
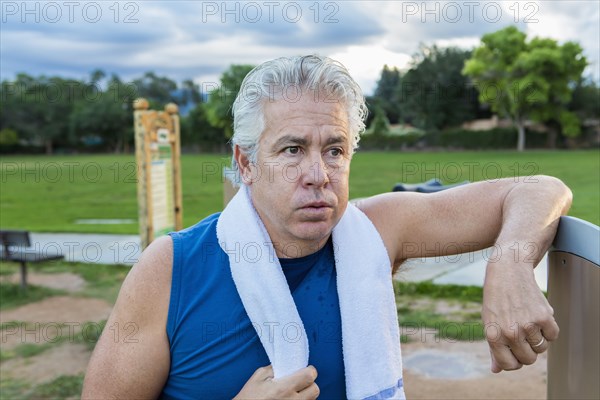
(82, 55, 572, 399)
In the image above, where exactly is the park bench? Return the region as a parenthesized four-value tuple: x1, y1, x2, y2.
(0, 230, 64, 289)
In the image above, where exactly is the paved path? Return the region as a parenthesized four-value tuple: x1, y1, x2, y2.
(400, 247, 549, 290)
(27, 232, 142, 265)
(19, 233, 548, 289)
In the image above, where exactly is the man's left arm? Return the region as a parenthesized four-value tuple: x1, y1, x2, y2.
(480, 175, 572, 372)
(357, 175, 573, 372)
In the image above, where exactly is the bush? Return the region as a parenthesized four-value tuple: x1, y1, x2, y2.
(358, 127, 551, 150)
(434, 127, 548, 149)
(0, 128, 18, 146)
(359, 132, 423, 150)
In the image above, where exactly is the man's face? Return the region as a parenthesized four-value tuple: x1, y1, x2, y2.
(240, 94, 351, 256)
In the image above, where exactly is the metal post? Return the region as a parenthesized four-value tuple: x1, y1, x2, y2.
(19, 261, 27, 290)
(547, 216, 600, 399)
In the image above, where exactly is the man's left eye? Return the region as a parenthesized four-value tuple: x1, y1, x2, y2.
(328, 148, 343, 157)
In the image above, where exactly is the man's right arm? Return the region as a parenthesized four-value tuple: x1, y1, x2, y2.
(81, 235, 173, 399)
(82, 234, 319, 399)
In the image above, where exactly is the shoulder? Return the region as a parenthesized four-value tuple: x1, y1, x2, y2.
(117, 234, 174, 325)
(171, 213, 220, 247)
(132, 213, 221, 304)
(131, 234, 173, 283)
(354, 192, 428, 267)
(354, 192, 425, 238)
(81, 235, 174, 398)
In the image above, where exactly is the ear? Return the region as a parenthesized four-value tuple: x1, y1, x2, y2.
(234, 145, 254, 185)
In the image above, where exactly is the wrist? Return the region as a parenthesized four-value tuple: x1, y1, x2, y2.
(487, 240, 543, 268)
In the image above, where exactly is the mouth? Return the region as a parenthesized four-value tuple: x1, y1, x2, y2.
(299, 201, 333, 210)
(297, 202, 334, 219)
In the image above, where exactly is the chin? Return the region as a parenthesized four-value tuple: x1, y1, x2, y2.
(293, 221, 334, 241)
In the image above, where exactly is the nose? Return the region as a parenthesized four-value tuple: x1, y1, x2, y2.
(301, 151, 329, 188)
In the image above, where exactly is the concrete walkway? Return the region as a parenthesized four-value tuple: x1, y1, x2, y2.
(17, 233, 548, 290)
(26, 232, 142, 266)
(399, 248, 548, 291)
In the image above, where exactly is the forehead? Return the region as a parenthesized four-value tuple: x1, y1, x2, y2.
(261, 95, 349, 141)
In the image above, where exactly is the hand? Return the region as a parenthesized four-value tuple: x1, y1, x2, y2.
(233, 365, 320, 400)
(482, 259, 559, 373)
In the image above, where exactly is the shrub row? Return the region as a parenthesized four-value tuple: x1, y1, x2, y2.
(358, 127, 598, 150)
(435, 128, 548, 149)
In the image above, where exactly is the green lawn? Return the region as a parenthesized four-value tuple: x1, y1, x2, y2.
(1, 150, 598, 233)
(349, 150, 599, 225)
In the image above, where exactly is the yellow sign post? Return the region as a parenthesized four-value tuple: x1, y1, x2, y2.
(133, 98, 183, 249)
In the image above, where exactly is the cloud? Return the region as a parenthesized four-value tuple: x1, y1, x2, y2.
(330, 44, 412, 93)
(0, 0, 597, 88)
(367, 1, 525, 54)
(524, 1, 600, 78)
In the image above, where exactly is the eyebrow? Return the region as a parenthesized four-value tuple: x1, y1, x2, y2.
(271, 134, 348, 150)
(272, 135, 308, 149)
(325, 135, 348, 146)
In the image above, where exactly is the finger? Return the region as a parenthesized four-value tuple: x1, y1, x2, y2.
(523, 324, 549, 354)
(539, 316, 560, 342)
(254, 365, 274, 380)
(509, 340, 538, 365)
(489, 342, 523, 372)
(275, 366, 318, 392)
(535, 297, 560, 341)
(297, 383, 320, 400)
(489, 347, 501, 373)
(528, 336, 548, 354)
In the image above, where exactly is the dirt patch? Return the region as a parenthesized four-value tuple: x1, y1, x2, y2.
(1, 296, 112, 350)
(0, 272, 86, 292)
(402, 339, 547, 399)
(0, 343, 91, 385)
(0, 296, 112, 326)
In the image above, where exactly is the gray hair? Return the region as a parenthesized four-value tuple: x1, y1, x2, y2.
(227, 54, 367, 186)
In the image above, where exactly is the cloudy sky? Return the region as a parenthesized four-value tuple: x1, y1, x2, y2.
(1, 0, 598, 94)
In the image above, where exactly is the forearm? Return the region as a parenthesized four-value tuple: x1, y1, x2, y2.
(480, 176, 570, 372)
(494, 175, 572, 267)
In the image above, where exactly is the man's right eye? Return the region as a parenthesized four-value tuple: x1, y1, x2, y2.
(284, 147, 300, 155)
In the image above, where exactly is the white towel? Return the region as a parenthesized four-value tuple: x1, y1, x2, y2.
(216, 185, 405, 399)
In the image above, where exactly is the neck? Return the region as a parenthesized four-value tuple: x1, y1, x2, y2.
(273, 235, 331, 259)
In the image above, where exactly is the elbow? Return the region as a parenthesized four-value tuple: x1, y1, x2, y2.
(537, 175, 573, 216)
(562, 185, 574, 215)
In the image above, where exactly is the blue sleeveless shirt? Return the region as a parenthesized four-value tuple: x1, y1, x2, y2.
(160, 213, 347, 399)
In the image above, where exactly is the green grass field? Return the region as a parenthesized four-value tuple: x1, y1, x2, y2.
(1, 150, 598, 233)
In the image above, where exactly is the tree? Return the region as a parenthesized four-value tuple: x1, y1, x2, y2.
(70, 75, 134, 153)
(132, 72, 178, 108)
(182, 102, 227, 152)
(570, 77, 600, 120)
(373, 65, 402, 124)
(399, 45, 480, 131)
(369, 107, 390, 136)
(565, 77, 600, 147)
(0, 74, 86, 153)
(0, 128, 18, 146)
(180, 79, 202, 105)
(203, 64, 255, 139)
(463, 26, 587, 151)
(89, 69, 106, 86)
